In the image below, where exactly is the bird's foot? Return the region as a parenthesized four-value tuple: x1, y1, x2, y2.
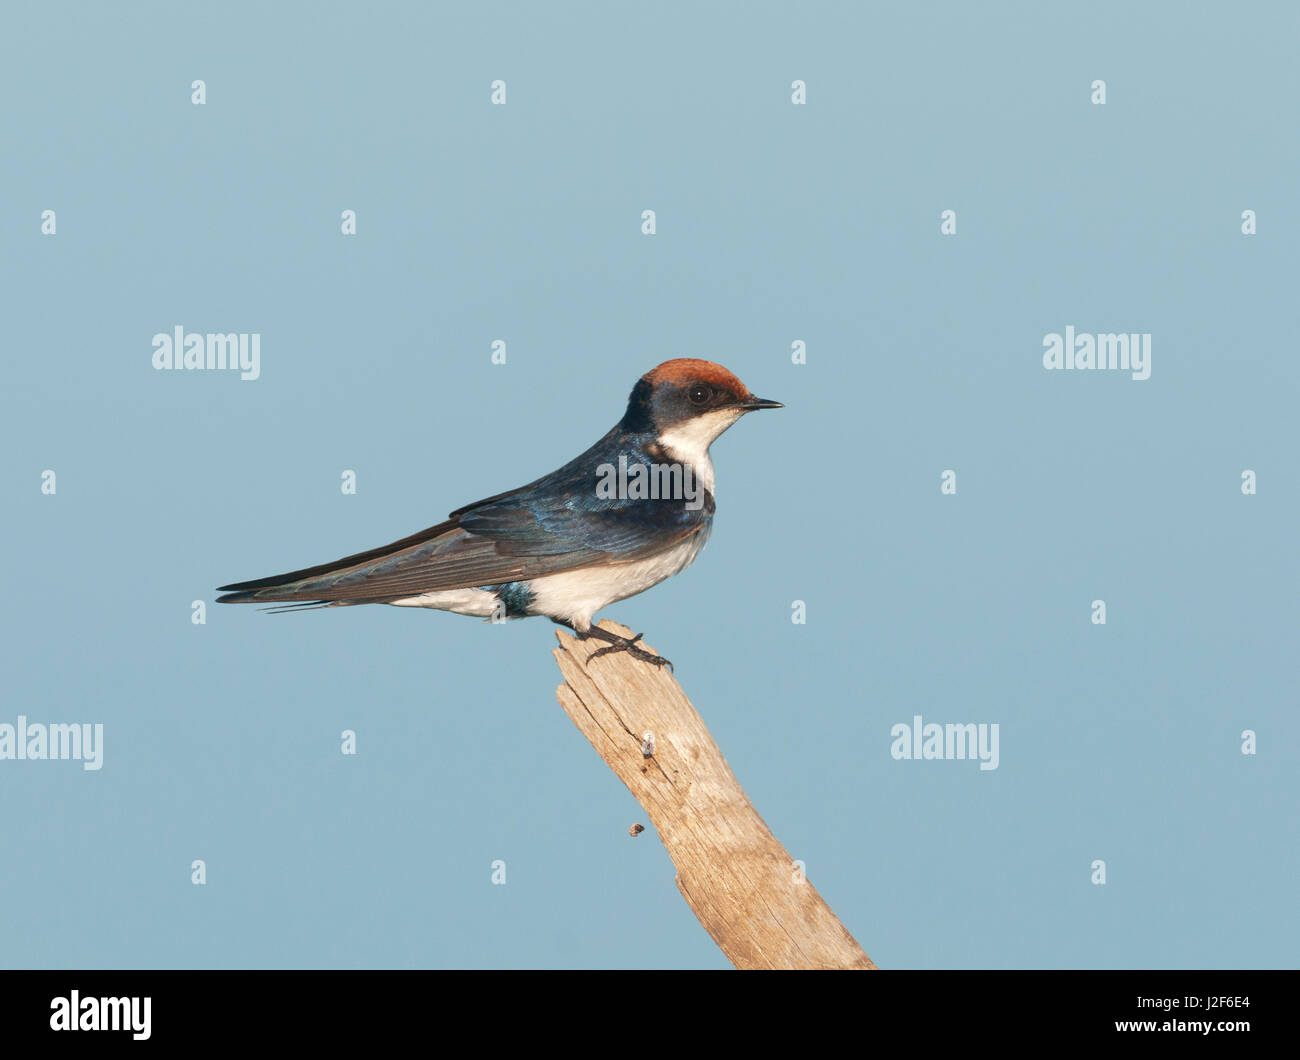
(580, 627, 673, 672)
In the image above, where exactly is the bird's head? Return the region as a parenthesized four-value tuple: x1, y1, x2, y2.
(620, 359, 782, 457)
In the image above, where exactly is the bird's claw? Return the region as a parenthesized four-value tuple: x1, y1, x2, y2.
(585, 631, 674, 672)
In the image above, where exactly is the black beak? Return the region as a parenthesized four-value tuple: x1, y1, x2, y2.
(734, 397, 783, 411)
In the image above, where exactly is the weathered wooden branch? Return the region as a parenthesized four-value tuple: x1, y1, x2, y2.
(553, 620, 875, 970)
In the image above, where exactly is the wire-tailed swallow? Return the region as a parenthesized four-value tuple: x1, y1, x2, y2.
(217, 359, 781, 668)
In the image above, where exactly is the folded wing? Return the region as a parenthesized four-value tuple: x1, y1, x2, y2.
(217, 436, 713, 607)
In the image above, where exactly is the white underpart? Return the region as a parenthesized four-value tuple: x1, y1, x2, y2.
(390, 587, 498, 615)
(386, 535, 710, 630)
(525, 532, 711, 631)
(656, 408, 743, 495)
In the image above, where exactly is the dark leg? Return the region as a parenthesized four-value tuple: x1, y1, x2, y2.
(557, 620, 673, 672)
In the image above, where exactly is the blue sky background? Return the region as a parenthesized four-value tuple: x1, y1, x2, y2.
(1, 1, 1295, 968)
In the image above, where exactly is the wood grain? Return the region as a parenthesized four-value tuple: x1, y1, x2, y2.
(553, 620, 875, 970)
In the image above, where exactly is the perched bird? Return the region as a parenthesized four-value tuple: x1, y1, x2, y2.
(217, 359, 781, 668)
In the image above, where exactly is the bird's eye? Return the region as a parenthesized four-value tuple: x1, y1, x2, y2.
(688, 384, 712, 406)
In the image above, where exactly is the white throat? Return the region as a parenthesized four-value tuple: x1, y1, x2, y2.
(657, 409, 743, 495)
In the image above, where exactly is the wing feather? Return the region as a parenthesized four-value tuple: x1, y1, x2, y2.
(217, 432, 714, 607)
